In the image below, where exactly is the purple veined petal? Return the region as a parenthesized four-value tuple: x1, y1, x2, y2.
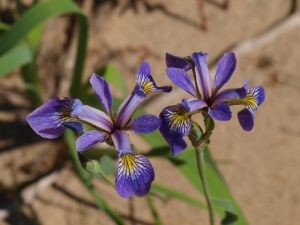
(208, 103, 232, 121)
(192, 52, 212, 100)
(159, 123, 187, 156)
(116, 153, 154, 198)
(160, 104, 192, 136)
(181, 98, 207, 112)
(90, 73, 113, 114)
(136, 61, 172, 95)
(159, 104, 191, 155)
(166, 68, 196, 97)
(76, 130, 108, 151)
(166, 52, 191, 70)
(212, 87, 247, 106)
(111, 130, 132, 154)
(71, 105, 113, 132)
(238, 108, 254, 131)
(129, 114, 161, 134)
(26, 98, 83, 139)
(247, 85, 265, 106)
(115, 92, 145, 128)
(214, 52, 237, 91)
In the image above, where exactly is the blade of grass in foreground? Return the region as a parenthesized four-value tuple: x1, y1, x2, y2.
(0, 0, 88, 99)
(0, 42, 32, 77)
(65, 130, 126, 225)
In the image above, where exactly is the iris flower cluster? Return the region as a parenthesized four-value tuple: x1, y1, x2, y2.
(26, 61, 171, 198)
(159, 51, 265, 155)
(26, 51, 265, 198)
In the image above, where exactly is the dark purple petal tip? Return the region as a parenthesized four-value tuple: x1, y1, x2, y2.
(166, 52, 191, 70)
(26, 98, 83, 139)
(116, 153, 154, 198)
(238, 108, 254, 131)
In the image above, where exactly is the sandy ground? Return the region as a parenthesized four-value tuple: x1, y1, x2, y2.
(1, 0, 300, 225)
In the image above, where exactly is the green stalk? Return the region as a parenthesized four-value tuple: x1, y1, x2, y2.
(188, 119, 215, 225)
(65, 130, 126, 225)
(194, 145, 215, 225)
(146, 195, 164, 225)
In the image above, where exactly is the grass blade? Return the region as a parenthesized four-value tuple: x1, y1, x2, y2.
(0, 42, 32, 77)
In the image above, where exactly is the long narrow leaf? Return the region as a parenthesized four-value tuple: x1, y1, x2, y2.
(0, 0, 82, 55)
(151, 183, 206, 209)
(173, 148, 248, 224)
(0, 42, 32, 76)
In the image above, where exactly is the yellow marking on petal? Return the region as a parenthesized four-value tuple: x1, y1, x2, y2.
(227, 89, 259, 111)
(165, 105, 191, 134)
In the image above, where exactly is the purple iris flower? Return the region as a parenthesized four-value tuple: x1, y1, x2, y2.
(160, 52, 265, 155)
(26, 61, 171, 198)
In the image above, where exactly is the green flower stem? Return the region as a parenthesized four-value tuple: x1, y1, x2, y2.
(65, 131, 126, 225)
(194, 145, 215, 225)
(189, 119, 215, 225)
(146, 195, 164, 225)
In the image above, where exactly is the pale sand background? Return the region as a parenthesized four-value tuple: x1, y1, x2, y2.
(0, 0, 299, 224)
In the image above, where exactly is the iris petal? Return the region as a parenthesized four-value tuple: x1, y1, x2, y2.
(160, 105, 192, 136)
(192, 52, 212, 100)
(136, 61, 171, 95)
(214, 52, 236, 91)
(181, 98, 207, 112)
(238, 108, 254, 131)
(111, 130, 132, 154)
(116, 92, 144, 128)
(129, 114, 161, 134)
(90, 73, 113, 114)
(208, 103, 232, 121)
(159, 104, 191, 155)
(166, 52, 191, 70)
(166, 68, 196, 96)
(76, 130, 108, 151)
(26, 97, 83, 139)
(71, 105, 114, 132)
(213, 87, 247, 106)
(116, 153, 154, 198)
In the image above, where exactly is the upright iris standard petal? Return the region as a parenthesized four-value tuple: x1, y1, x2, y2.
(238, 108, 254, 131)
(129, 114, 161, 134)
(26, 97, 83, 139)
(116, 153, 154, 198)
(192, 52, 212, 100)
(76, 130, 108, 151)
(208, 103, 232, 121)
(90, 73, 113, 114)
(214, 52, 236, 91)
(166, 68, 196, 96)
(71, 105, 114, 132)
(166, 52, 191, 70)
(136, 61, 172, 95)
(159, 104, 192, 155)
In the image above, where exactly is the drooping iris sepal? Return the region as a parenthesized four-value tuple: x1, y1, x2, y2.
(116, 153, 154, 198)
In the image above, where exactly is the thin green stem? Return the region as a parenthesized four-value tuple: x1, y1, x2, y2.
(146, 195, 164, 225)
(194, 146, 215, 225)
(65, 131, 126, 225)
